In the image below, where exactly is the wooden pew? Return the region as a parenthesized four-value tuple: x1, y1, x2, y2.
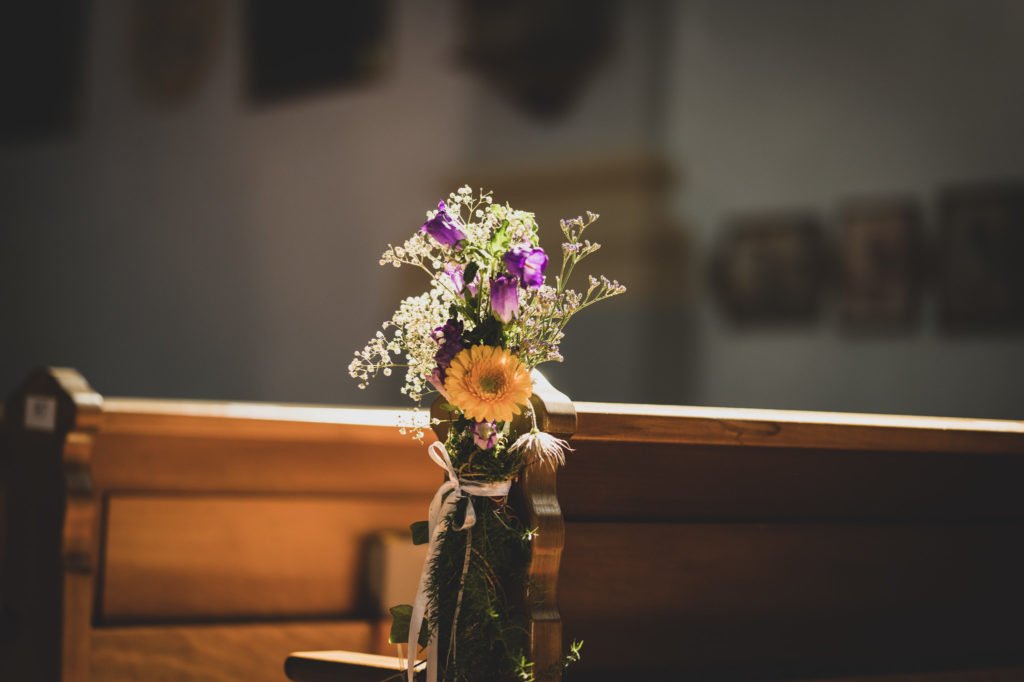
(288, 376, 1024, 681)
(529, 384, 1024, 680)
(1, 367, 436, 682)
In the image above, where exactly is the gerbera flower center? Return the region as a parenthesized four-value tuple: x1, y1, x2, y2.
(476, 370, 506, 396)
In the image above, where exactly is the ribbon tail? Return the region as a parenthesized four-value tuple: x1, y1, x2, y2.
(407, 580, 428, 682)
(428, 634, 439, 682)
(459, 497, 476, 530)
(408, 485, 459, 682)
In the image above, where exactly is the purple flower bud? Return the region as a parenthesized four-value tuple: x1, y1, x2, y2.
(432, 318, 464, 382)
(444, 262, 478, 296)
(445, 262, 465, 294)
(420, 201, 466, 248)
(490, 275, 520, 323)
(427, 368, 450, 400)
(472, 420, 498, 450)
(503, 246, 548, 289)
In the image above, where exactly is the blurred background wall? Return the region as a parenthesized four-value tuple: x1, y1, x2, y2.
(1, 0, 1022, 418)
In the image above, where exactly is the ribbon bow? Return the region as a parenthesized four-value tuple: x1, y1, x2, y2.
(407, 441, 511, 682)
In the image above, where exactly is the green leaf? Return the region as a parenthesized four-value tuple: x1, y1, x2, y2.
(465, 315, 503, 346)
(419, 622, 431, 649)
(489, 220, 512, 255)
(463, 261, 479, 285)
(410, 520, 429, 546)
(389, 604, 431, 648)
(388, 604, 412, 644)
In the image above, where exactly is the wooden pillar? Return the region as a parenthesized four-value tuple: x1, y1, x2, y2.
(1, 368, 102, 682)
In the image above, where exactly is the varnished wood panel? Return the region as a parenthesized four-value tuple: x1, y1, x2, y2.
(91, 621, 378, 682)
(102, 495, 427, 622)
(791, 670, 1024, 682)
(559, 522, 1024, 680)
(99, 400, 421, 444)
(285, 650, 426, 682)
(91, 434, 437, 496)
(574, 401, 1024, 454)
(282, 653, 1024, 682)
(559, 441, 1024, 522)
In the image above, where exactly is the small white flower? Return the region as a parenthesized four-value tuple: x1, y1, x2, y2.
(509, 429, 573, 468)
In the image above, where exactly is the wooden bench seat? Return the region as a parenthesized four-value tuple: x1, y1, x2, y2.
(285, 650, 425, 682)
(1, 368, 436, 682)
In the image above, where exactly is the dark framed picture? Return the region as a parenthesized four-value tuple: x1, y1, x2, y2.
(456, 0, 619, 120)
(938, 184, 1024, 330)
(1, 3, 87, 141)
(839, 199, 923, 329)
(132, 0, 225, 107)
(245, 0, 392, 104)
(711, 212, 826, 324)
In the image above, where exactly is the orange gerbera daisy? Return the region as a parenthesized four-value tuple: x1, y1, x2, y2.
(444, 345, 533, 423)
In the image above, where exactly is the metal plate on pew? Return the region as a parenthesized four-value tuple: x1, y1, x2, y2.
(285, 650, 425, 682)
(24, 394, 57, 432)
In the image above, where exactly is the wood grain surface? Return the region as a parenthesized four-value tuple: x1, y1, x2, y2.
(558, 522, 1024, 680)
(790, 670, 1024, 682)
(91, 432, 438, 496)
(285, 650, 426, 682)
(101, 495, 428, 622)
(92, 621, 377, 682)
(574, 401, 1024, 453)
(100, 399, 422, 442)
(558, 440, 1024, 522)
(540, 400, 1024, 680)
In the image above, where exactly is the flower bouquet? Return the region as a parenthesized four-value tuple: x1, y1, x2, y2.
(350, 187, 624, 681)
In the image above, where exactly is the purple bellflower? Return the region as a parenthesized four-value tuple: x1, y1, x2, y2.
(490, 275, 520, 323)
(472, 420, 498, 450)
(420, 201, 466, 248)
(503, 246, 548, 289)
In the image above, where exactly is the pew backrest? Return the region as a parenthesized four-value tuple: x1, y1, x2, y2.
(520, 386, 1024, 680)
(1, 368, 436, 682)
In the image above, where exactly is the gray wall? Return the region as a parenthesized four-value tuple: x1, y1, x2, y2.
(2, 0, 1022, 419)
(1, 0, 470, 405)
(666, 0, 1024, 418)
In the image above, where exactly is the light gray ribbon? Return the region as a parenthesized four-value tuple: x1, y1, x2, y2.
(408, 441, 511, 682)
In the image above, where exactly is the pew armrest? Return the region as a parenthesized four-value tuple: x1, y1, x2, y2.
(285, 650, 425, 682)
